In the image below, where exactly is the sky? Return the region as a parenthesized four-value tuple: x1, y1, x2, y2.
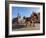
(12, 7, 40, 18)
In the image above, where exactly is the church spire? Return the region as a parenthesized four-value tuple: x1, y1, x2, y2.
(17, 12, 21, 19)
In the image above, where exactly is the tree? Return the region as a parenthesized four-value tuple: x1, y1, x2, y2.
(23, 16, 26, 19)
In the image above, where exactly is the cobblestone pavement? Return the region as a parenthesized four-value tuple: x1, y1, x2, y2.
(12, 23, 40, 31)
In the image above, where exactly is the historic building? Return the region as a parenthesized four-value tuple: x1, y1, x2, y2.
(12, 12, 40, 27)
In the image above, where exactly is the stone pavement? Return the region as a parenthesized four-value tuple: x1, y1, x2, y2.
(12, 23, 40, 31)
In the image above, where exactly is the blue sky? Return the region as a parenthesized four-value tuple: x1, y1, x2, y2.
(12, 7, 40, 18)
